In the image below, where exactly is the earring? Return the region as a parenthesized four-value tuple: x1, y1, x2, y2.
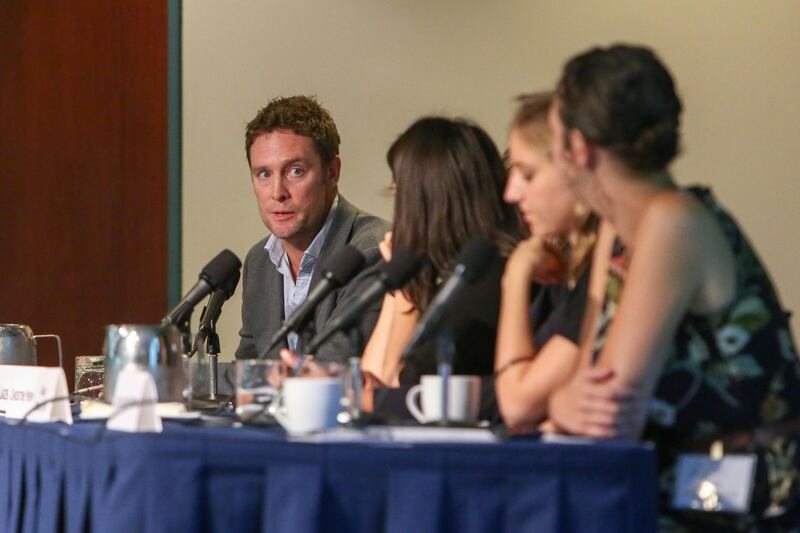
(573, 201, 591, 225)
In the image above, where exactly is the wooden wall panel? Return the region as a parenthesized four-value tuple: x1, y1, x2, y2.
(0, 1, 169, 388)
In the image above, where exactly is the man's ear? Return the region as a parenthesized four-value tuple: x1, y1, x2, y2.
(568, 129, 595, 170)
(327, 155, 342, 186)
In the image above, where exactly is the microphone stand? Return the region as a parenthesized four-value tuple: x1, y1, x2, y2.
(204, 323, 220, 401)
(347, 327, 364, 423)
(189, 305, 229, 410)
(435, 329, 455, 426)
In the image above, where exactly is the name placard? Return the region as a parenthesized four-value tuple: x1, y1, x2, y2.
(106, 364, 162, 433)
(0, 365, 73, 424)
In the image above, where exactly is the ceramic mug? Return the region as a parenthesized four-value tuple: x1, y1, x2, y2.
(405, 374, 481, 424)
(270, 376, 344, 435)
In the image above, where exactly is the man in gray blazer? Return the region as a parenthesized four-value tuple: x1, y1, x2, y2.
(235, 96, 389, 361)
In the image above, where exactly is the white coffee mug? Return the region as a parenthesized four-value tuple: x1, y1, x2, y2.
(270, 376, 343, 435)
(405, 375, 481, 424)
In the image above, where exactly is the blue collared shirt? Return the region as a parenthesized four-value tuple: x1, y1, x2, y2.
(265, 196, 338, 352)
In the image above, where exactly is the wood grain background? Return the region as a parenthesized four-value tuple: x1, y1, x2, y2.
(0, 1, 169, 388)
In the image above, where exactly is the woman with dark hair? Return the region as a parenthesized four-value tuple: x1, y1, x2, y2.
(361, 116, 526, 388)
(547, 44, 800, 528)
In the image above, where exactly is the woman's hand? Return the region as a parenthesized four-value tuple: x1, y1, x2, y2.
(504, 235, 567, 287)
(379, 232, 393, 262)
(547, 366, 642, 439)
(359, 369, 386, 413)
(361, 369, 385, 392)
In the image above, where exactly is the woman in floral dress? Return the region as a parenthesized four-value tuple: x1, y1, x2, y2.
(546, 44, 800, 530)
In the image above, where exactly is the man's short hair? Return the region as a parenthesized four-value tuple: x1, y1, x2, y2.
(245, 95, 341, 165)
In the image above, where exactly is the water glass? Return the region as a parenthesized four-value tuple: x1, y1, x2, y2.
(235, 359, 285, 422)
(75, 355, 105, 399)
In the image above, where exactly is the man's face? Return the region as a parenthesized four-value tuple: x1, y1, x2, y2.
(249, 129, 340, 252)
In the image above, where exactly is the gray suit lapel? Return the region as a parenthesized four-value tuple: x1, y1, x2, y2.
(261, 253, 286, 358)
(302, 196, 358, 345)
(308, 196, 358, 292)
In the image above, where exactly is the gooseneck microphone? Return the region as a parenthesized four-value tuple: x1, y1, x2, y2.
(191, 269, 241, 356)
(260, 245, 370, 357)
(162, 249, 242, 328)
(400, 236, 497, 360)
(304, 248, 423, 355)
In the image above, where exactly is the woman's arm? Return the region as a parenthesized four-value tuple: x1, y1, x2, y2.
(494, 236, 580, 426)
(360, 292, 398, 378)
(359, 231, 420, 385)
(359, 288, 421, 386)
(550, 192, 733, 439)
(379, 290, 419, 386)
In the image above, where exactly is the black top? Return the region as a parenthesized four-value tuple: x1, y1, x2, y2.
(374, 258, 590, 423)
(530, 264, 589, 349)
(398, 255, 506, 385)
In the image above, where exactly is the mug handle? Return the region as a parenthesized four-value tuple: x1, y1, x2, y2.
(405, 384, 427, 424)
(33, 334, 63, 368)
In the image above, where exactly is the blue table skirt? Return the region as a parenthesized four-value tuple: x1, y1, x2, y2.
(0, 419, 658, 533)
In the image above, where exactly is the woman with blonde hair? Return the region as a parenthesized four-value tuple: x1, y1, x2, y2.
(494, 91, 599, 426)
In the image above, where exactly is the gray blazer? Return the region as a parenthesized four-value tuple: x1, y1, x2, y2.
(235, 196, 390, 361)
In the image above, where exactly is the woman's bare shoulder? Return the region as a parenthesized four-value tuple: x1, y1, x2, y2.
(640, 189, 734, 311)
(640, 189, 717, 241)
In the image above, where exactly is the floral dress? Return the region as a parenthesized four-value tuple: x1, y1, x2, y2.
(594, 187, 800, 531)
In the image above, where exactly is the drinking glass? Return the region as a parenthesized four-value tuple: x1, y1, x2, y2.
(74, 355, 105, 399)
(235, 359, 285, 423)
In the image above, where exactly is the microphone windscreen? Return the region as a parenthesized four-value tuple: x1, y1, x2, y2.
(380, 248, 423, 289)
(220, 269, 241, 300)
(457, 236, 497, 282)
(200, 249, 242, 288)
(320, 245, 366, 286)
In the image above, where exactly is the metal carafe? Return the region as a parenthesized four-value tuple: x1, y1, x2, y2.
(0, 324, 63, 366)
(103, 324, 185, 401)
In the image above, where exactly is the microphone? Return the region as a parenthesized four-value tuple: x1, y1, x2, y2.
(191, 269, 241, 356)
(304, 248, 423, 355)
(162, 249, 242, 328)
(261, 245, 370, 357)
(400, 236, 497, 360)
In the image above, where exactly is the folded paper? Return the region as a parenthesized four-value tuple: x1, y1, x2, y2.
(106, 364, 163, 433)
(0, 366, 73, 424)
